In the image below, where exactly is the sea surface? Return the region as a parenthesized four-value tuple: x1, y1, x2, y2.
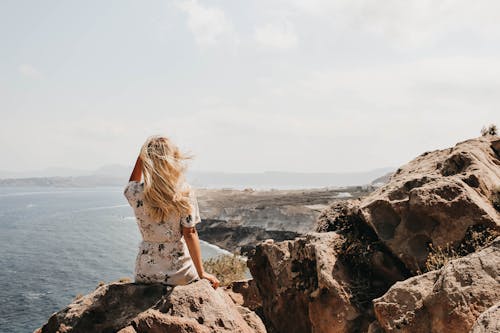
(0, 186, 227, 333)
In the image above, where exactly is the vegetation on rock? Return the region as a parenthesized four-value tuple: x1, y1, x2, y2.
(203, 253, 248, 286)
(481, 123, 498, 136)
(317, 201, 409, 310)
(491, 185, 500, 212)
(424, 224, 500, 272)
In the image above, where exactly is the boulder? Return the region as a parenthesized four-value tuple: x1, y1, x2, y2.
(373, 237, 500, 333)
(318, 136, 500, 272)
(35, 279, 266, 333)
(248, 232, 362, 333)
(223, 279, 262, 312)
(470, 302, 500, 333)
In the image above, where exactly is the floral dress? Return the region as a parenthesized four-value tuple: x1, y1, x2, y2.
(123, 180, 201, 285)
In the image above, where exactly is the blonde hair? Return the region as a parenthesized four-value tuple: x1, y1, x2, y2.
(139, 135, 193, 221)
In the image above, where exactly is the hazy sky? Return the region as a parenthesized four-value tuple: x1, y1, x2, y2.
(1, 0, 499, 173)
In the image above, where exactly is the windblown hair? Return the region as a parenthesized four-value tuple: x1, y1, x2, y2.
(139, 135, 193, 222)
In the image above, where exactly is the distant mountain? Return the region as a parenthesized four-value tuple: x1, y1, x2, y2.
(0, 165, 394, 189)
(371, 171, 395, 187)
(0, 167, 91, 179)
(187, 168, 395, 189)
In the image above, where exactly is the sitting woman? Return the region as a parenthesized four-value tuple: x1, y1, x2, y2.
(123, 135, 220, 289)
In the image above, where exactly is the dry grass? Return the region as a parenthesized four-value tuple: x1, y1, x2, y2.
(481, 124, 497, 136)
(424, 224, 499, 272)
(117, 277, 131, 283)
(424, 243, 459, 272)
(203, 253, 248, 286)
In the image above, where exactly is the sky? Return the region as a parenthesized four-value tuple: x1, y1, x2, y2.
(1, 0, 499, 174)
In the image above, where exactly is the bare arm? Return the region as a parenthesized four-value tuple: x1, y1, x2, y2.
(183, 226, 220, 288)
(129, 156, 142, 182)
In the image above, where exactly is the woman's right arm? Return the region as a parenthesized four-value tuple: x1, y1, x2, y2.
(129, 156, 142, 182)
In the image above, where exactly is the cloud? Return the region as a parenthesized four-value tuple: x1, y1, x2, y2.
(176, 0, 233, 46)
(284, 0, 500, 48)
(18, 64, 41, 78)
(254, 21, 298, 49)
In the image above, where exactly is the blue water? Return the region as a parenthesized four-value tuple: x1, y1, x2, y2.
(0, 186, 226, 333)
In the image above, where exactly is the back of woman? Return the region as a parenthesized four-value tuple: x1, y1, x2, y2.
(123, 135, 219, 288)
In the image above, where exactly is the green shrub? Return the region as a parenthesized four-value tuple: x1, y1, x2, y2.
(203, 253, 248, 286)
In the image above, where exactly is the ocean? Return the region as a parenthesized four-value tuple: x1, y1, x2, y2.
(0, 186, 227, 333)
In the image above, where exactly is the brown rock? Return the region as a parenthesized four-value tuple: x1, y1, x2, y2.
(132, 310, 210, 333)
(373, 237, 500, 333)
(154, 279, 263, 333)
(223, 279, 262, 311)
(318, 136, 500, 272)
(116, 325, 137, 333)
(234, 305, 267, 333)
(38, 282, 169, 333)
(248, 232, 361, 333)
(35, 279, 265, 333)
(470, 302, 500, 333)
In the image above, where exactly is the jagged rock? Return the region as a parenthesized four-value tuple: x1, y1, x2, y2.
(248, 232, 362, 333)
(35, 279, 265, 333)
(373, 237, 500, 333)
(367, 321, 384, 333)
(131, 310, 210, 333)
(117, 326, 137, 333)
(223, 279, 262, 312)
(195, 186, 372, 254)
(470, 302, 500, 333)
(318, 136, 500, 272)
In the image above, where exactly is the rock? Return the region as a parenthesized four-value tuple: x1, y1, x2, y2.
(470, 302, 500, 333)
(195, 186, 372, 254)
(197, 219, 301, 255)
(35, 279, 266, 333)
(234, 306, 267, 333)
(367, 320, 384, 333)
(38, 282, 168, 333)
(491, 138, 500, 156)
(223, 279, 262, 312)
(318, 136, 500, 272)
(132, 310, 210, 333)
(117, 326, 137, 333)
(373, 237, 500, 333)
(248, 232, 362, 333)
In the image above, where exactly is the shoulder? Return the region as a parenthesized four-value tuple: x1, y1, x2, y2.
(125, 180, 143, 191)
(123, 180, 144, 202)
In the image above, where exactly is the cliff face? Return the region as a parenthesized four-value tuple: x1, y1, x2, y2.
(35, 135, 500, 333)
(353, 135, 500, 272)
(248, 135, 500, 333)
(195, 187, 372, 253)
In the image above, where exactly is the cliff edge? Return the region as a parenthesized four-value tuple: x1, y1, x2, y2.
(248, 134, 500, 333)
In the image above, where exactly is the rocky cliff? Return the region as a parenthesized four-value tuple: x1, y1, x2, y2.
(35, 135, 500, 333)
(195, 186, 372, 254)
(248, 135, 500, 333)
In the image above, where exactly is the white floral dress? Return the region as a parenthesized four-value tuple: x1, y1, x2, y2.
(123, 180, 201, 285)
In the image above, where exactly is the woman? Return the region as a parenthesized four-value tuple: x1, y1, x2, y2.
(123, 135, 220, 289)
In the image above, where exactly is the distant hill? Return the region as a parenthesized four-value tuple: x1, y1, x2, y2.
(371, 171, 394, 186)
(0, 165, 394, 189)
